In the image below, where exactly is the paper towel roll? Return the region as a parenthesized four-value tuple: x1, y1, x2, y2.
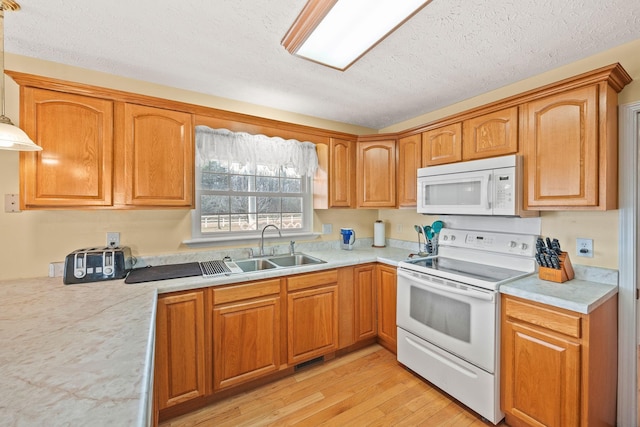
(373, 220, 386, 247)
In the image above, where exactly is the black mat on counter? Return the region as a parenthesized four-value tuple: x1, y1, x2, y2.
(125, 262, 202, 284)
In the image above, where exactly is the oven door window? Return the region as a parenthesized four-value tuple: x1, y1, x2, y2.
(410, 286, 471, 342)
(396, 271, 497, 373)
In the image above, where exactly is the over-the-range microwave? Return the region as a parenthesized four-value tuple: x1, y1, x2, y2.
(417, 154, 538, 217)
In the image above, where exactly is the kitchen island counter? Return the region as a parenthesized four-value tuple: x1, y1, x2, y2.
(0, 246, 409, 427)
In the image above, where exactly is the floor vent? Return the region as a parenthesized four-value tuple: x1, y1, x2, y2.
(294, 356, 324, 371)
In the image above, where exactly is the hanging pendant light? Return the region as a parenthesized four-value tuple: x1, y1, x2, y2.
(0, 0, 41, 151)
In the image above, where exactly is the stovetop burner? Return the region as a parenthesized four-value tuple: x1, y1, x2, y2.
(398, 227, 537, 290)
(401, 256, 529, 285)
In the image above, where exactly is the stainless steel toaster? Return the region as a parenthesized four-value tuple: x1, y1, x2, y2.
(63, 246, 134, 284)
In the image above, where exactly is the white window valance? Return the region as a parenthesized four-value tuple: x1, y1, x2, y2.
(195, 126, 318, 176)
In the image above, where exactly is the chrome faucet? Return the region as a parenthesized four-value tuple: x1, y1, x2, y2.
(260, 224, 282, 256)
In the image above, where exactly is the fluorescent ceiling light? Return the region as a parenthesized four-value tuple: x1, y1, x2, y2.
(282, 0, 431, 71)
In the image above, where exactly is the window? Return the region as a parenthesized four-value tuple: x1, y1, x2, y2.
(191, 126, 318, 241)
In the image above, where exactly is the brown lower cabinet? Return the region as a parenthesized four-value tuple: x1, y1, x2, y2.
(286, 270, 339, 364)
(155, 289, 207, 411)
(212, 279, 282, 391)
(376, 264, 397, 353)
(501, 294, 617, 427)
(154, 264, 393, 423)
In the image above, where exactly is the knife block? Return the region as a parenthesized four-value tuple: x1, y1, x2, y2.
(538, 252, 575, 283)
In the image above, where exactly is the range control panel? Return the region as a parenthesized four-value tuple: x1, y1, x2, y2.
(438, 228, 536, 257)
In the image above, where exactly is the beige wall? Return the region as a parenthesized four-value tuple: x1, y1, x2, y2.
(2, 39, 639, 279)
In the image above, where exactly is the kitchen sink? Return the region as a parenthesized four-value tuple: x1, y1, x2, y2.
(268, 253, 326, 267)
(235, 258, 278, 272)
(233, 253, 326, 273)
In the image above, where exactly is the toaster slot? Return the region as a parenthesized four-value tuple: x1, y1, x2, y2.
(103, 250, 114, 276)
(74, 252, 87, 279)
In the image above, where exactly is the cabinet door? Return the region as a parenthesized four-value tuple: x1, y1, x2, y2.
(376, 265, 397, 353)
(213, 296, 281, 391)
(155, 290, 206, 410)
(287, 284, 339, 364)
(502, 320, 581, 427)
(522, 86, 599, 209)
(122, 103, 193, 207)
(20, 87, 114, 208)
(421, 123, 462, 166)
(356, 139, 396, 208)
(397, 134, 421, 207)
(354, 264, 377, 341)
(330, 138, 355, 207)
(462, 107, 518, 161)
(338, 267, 356, 349)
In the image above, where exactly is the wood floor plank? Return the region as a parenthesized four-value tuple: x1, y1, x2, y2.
(159, 345, 507, 427)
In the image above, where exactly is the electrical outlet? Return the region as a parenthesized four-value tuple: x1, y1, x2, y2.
(576, 238, 593, 258)
(106, 232, 120, 248)
(396, 224, 403, 232)
(48, 262, 64, 277)
(322, 224, 332, 234)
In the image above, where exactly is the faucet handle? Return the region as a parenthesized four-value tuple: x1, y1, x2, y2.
(247, 248, 254, 258)
(289, 240, 296, 255)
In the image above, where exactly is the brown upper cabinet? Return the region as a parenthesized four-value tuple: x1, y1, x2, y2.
(462, 106, 518, 161)
(400, 63, 630, 211)
(356, 137, 397, 208)
(13, 72, 194, 209)
(314, 137, 356, 208)
(20, 88, 115, 208)
(421, 122, 462, 166)
(521, 67, 629, 210)
(397, 133, 421, 207)
(120, 103, 193, 207)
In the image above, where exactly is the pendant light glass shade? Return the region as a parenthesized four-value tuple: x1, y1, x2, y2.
(0, 116, 41, 150)
(0, 1, 42, 151)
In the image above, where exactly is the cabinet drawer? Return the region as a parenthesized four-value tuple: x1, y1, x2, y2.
(213, 279, 281, 305)
(504, 297, 581, 338)
(287, 270, 338, 292)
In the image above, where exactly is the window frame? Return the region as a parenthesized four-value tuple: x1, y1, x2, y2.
(188, 141, 316, 245)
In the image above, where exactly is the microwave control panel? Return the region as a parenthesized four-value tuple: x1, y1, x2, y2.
(492, 167, 516, 212)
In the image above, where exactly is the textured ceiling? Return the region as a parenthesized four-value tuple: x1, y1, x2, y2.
(5, 0, 640, 129)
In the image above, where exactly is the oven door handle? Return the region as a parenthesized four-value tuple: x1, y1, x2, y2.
(398, 269, 495, 302)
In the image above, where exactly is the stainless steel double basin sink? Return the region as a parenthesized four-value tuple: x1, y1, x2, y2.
(234, 253, 326, 273)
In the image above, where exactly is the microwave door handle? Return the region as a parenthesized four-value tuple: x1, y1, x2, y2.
(486, 174, 492, 210)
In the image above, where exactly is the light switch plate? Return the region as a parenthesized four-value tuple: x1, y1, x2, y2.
(4, 194, 20, 213)
(322, 224, 332, 234)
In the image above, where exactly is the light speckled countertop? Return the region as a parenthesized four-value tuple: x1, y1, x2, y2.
(0, 244, 617, 426)
(0, 246, 408, 427)
(500, 265, 618, 314)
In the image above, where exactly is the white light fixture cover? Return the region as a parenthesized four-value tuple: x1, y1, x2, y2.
(282, 0, 431, 70)
(0, 2, 41, 151)
(0, 118, 41, 150)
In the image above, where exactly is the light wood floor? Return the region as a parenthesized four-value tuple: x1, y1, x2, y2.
(160, 345, 509, 426)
